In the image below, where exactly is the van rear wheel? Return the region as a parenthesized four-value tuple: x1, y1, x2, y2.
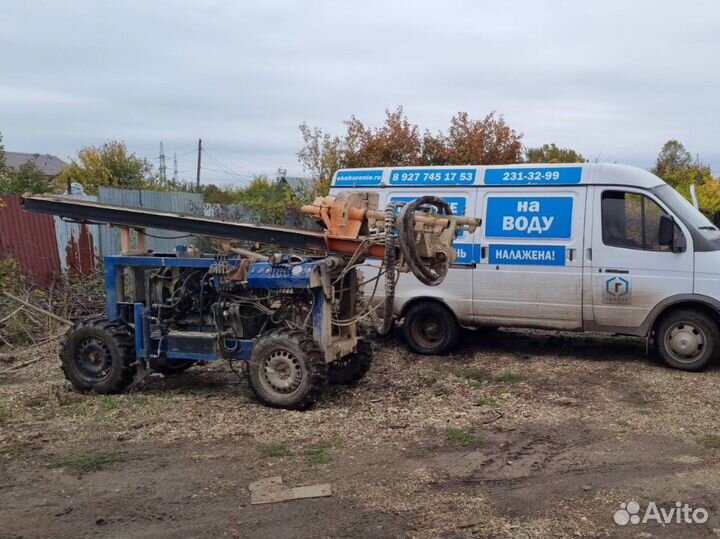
(654, 309, 719, 371)
(402, 301, 459, 355)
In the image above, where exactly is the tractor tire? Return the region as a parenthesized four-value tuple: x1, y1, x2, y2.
(150, 356, 195, 375)
(654, 309, 719, 371)
(59, 318, 136, 394)
(328, 339, 373, 385)
(402, 300, 459, 355)
(247, 328, 327, 410)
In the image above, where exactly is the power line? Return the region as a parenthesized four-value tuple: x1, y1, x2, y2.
(204, 142, 281, 168)
(202, 149, 258, 180)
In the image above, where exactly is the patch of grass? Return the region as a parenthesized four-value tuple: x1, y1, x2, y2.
(98, 396, 120, 412)
(446, 428, 485, 447)
(455, 367, 490, 383)
(494, 371, 521, 384)
(468, 380, 484, 390)
(0, 444, 25, 461)
(305, 443, 331, 465)
(260, 443, 292, 458)
(474, 397, 497, 406)
(697, 435, 720, 449)
(49, 450, 124, 473)
(129, 395, 151, 407)
(0, 403, 9, 422)
(63, 402, 89, 417)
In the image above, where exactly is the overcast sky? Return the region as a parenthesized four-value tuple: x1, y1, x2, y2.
(1, 0, 718, 185)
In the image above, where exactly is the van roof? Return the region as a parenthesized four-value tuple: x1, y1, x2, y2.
(331, 163, 664, 189)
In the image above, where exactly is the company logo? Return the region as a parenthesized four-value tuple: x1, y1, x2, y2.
(603, 276, 631, 304)
(613, 501, 708, 526)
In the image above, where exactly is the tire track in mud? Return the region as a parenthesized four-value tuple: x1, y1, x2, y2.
(427, 425, 707, 518)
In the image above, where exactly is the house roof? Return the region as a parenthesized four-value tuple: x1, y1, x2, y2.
(5, 151, 68, 177)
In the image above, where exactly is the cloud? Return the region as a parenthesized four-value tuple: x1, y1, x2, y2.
(0, 0, 718, 182)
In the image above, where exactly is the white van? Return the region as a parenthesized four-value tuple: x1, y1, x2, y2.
(330, 163, 720, 371)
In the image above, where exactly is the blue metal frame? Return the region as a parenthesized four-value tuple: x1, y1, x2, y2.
(103, 252, 328, 365)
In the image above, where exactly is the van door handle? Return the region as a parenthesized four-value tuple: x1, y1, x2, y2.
(604, 268, 630, 274)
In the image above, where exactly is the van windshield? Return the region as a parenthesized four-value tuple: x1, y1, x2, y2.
(652, 184, 720, 250)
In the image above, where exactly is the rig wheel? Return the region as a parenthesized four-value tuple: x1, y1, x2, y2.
(328, 340, 373, 385)
(59, 318, 136, 394)
(247, 328, 327, 410)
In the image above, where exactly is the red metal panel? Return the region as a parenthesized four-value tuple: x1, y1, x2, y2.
(65, 223, 96, 276)
(0, 195, 60, 284)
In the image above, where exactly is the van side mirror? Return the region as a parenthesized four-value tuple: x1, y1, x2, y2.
(658, 215, 675, 250)
(713, 211, 720, 228)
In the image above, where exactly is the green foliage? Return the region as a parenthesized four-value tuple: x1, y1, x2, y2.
(494, 371, 521, 383)
(446, 428, 484, 447)
(0, 258, 20, 293)
(298, 107, 523, 196)
(0, 160, 52, 194)
(651, 139, 718, 214)
(653, 139, 693, 177)
(0, 134, 53, 195)
(525, 143, 585, 164)
(0, 403, 9, 421)
(455, 367, 491, 383)
(203, 176, 301, 225)
(259, 443, 292, 458)
(56, 141, 161, 195)
(0, 132, 6, 171)
(49, 450, 124, 472)
(697, 435, 720, 449)
(304, 443, 331, 465)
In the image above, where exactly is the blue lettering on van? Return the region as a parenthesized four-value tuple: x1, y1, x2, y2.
(389, 168, 476, 185)
(485, 197, 573, 239)
(452, 242, 481, 264)
(334, 169, 383, 186)
(484, 167, 582, 185)
(488, 244, 566, 266)
(391, 196, 468, 237)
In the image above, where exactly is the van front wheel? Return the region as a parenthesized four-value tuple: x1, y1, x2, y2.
(402, 301, 459, 355)
(654, 309, 719, 371)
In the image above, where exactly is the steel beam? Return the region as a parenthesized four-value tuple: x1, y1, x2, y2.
(22, 195, 328, 252)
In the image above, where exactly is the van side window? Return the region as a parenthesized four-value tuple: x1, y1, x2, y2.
(601, 191, 682, 251)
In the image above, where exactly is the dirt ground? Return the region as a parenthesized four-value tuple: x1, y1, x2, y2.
(3, 328, 720, 539)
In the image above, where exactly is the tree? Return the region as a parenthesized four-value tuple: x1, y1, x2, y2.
(652, 139, 693, 178)
(651, 139, 714, 202)
(525, 143, 585, 163)
(0, 160, 51, 194)
(297, 123, 344, 197)
(442, 111, 523, 165)
(298, 108, 524, 195)
(697, 179, 720, 216)
(344, 107, 423, 168)
(57, 141, 159, 195)
(0, 132, 6, 172)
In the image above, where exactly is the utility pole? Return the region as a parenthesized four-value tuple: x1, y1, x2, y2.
(159, 142, 167, 182)
(196, 138, 202, 188)
(173, 152, 178, 182)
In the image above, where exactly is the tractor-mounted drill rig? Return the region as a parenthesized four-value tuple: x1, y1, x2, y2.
(22, 192, 479, 409)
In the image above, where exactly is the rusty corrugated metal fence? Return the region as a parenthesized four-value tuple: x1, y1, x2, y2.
(0, 195, 61, 284)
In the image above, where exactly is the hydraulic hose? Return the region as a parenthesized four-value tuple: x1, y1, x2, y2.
(397, 196, 453, 286)
(373, 196, 453, 334)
